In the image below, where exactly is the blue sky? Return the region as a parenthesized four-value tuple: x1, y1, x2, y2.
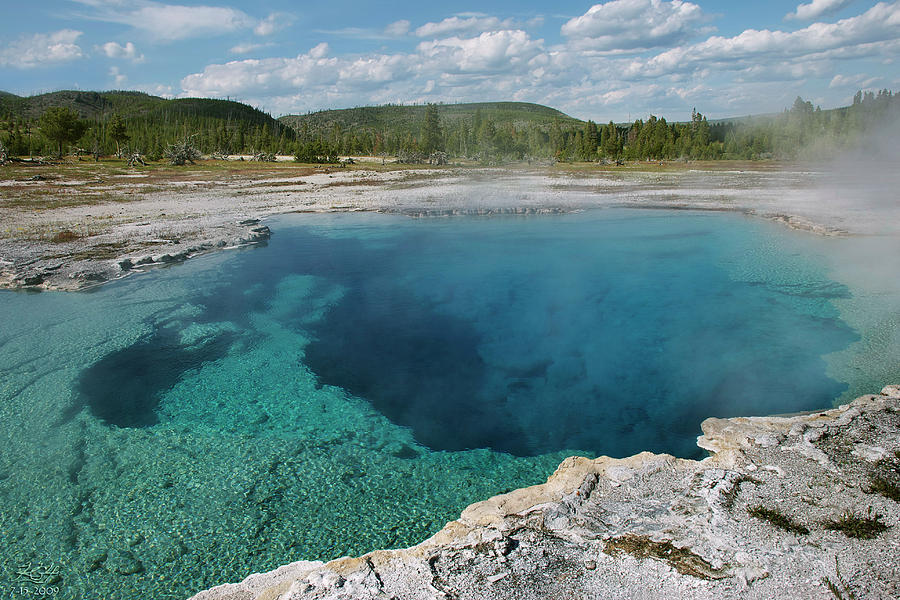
(1, 1, 898, 121)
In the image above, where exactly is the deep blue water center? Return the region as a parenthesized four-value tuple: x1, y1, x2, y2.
(77, 209, 856, 459)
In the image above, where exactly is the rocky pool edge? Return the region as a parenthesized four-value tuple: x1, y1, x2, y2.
(188, 385, 900, 600)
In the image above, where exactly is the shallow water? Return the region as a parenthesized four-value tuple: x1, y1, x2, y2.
(1, 208, 898, 599)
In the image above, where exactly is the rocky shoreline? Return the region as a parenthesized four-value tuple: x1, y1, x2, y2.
(190, 386, 900, 600)
(2, 163, 888, 292)
(0, 220, 272, 291)
(0, 165, 443, 291)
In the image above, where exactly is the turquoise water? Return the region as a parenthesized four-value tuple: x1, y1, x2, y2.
(0, 208, 896, 599)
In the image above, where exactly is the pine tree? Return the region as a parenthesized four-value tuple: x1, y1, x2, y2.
(583, 120, 599, 160)
(108, 113, 129, 157)
(601, 121, 619, 158)
(39, 107, 88, 158)
(477, 119, 495, 158)
(549, 121, 564, 158)
(421, 103, 443, 154)
(694, 115, 710, 156)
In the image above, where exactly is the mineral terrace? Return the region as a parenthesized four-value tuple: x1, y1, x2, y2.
(190, 386, 900, 600)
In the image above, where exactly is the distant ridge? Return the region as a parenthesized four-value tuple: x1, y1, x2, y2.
(0, 90, 293, 156)
(0, 90, 284, 130)
(279, 102, 584, 137)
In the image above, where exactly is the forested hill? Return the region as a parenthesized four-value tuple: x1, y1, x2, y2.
(279, 102, 582, 158)
(0, 90, 293, 158)
(278, 92, 899, 161)
(280, 102, 582, 135)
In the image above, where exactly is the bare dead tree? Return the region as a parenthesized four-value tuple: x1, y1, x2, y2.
(165, 135, 202, 166)
(127, 151, 147, 167)
(250, 151, 276, 162)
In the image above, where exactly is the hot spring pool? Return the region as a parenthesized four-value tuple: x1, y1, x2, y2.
(1, 208, 898, 599)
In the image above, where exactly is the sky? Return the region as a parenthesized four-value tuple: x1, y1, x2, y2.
(0, 0, 898, 121)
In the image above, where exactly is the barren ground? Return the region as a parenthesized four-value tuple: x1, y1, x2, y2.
(0, 157, 862, 292)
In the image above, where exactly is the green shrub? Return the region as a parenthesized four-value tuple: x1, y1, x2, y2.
(824, 509, 889, 539)
(747, 505, 809, 535)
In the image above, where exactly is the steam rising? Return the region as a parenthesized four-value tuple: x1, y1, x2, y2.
(797, 116, 900, 235)
(781, 115, 900, 402)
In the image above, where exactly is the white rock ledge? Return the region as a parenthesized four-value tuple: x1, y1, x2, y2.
(190, 386, 900, 600)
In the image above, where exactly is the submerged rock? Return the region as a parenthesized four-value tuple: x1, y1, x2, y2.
(189, 387, 900, 600)
(111, 550, 144, 576)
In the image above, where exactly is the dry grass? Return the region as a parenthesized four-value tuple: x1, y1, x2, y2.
(603, 534, 729, 580)
(747, 505, 810, 535)
(50, 230, 80, 243)
(824, 509, 890, 539)
(869, 476, 900, 501)
(867, 451, 900, 502)
(553, 159, 789, 174)
(322, 179, 383, 188)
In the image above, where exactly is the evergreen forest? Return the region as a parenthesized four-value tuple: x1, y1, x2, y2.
(0, 89, 897, 163)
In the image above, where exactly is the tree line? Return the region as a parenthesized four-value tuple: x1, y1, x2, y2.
(0, 99, 297, 160)
(284, 91, 899, 162)
(1, 90, 896, 163)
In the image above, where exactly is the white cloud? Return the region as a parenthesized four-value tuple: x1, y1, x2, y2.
(415, 16, 517, 38)
(416, 30, 544, 72)
(254, 12, 293, 36)
(787, 0, 855, 21)
(337, 54, 414, 86)
(0, 30, 84, 69)
(561, 0, 709, 50)
(181, 44, 342, 98)
(108, 66, 127, 85)
(309, 42, 329, 59)
(734, 60, 834, 83)
(98, 41, 144, 62)
(126, 4, 254, 41)
(74, 1, 256, 41)
(230, 42, 273, 55)
(134, 82, 175, 98)
(625, 2, 900, 78)
(829, 72, 880, 88)
(180, 30, 545, 112)
(384, 20, 411, 37)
